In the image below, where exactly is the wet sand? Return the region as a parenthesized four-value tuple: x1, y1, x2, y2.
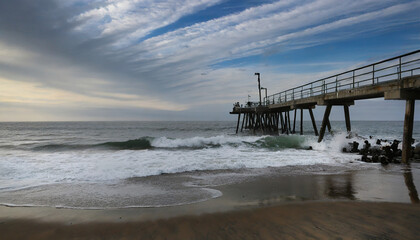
(1, 164, 419, 239)
(1, 201, 419, 240)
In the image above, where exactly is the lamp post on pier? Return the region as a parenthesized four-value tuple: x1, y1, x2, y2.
(261, 87, 267, 105)
(255, 73, 261, 105)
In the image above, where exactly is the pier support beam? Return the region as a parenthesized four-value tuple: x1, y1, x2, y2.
(318, 104, 332, 142)
(344, 105, 351, 132)
(249, 113, 254, 130)
(280, 112, 284, 133)
(300, 108, 303, 135)
(292, 109, 297, 134)
(259, 113, 264, 132)
(240, 113, 246, 132)
(245, 113, 249, 129)
(309, 108, 319, 136)
(235, 114, 241, 134)
(402, 99, 415, 164)
(326, 119, 332, 133)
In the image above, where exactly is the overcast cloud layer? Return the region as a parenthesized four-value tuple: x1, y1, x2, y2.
(0, 0, 419, 121)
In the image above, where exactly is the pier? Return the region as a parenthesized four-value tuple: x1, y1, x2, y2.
(230, 50, 420, 163)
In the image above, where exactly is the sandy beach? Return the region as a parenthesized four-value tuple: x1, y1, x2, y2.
(1, 165, 419, 240)
(1, 0, 419, 238)
(1, 201, 419, 240)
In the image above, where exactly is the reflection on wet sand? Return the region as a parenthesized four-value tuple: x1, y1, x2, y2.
(251, 167, 419, 205)
(324, 174, 356, 200)
(231, 172, 359, 207)
(403, 166, 419, 203)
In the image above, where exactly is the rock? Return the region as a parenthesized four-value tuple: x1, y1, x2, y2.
(351, 137, 409, 165)
(369, 146, 381, 156)
(380, 155, 389, 165)
(383, 146, 394, 161)
(360, 140, 371, 155)
(360, 148, 368, 156)
(391, 140, 400, 152)
(364, 140, 371, 150)
(361, 155, 368, 162)
(351, 141, 359, 153)
(414, 143, 420, 154)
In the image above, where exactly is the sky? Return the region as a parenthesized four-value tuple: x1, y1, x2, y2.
(0, 0, 419, 121)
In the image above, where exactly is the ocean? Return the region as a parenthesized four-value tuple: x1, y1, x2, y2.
(0, 121, 419, 209)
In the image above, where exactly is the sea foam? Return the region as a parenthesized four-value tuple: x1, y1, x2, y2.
(0, 134, 368, 192)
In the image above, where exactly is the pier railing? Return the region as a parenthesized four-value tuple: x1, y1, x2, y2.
(265, 50, 420, 105)
(233, 101, 260, 109)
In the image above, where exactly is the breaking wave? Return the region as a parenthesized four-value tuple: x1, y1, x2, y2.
(28, 135, 309, 152)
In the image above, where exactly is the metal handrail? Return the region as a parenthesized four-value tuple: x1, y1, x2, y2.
(266, 50, 420, 105)
(236, 101, 261, 108)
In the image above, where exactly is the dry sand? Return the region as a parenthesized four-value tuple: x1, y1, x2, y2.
(1, 201, 419, 240)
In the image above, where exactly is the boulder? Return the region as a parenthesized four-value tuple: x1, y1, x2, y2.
(414, 143, 420, 154)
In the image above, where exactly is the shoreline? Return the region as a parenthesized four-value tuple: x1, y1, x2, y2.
(1, 164, 419, 219)
(0, 163, 419, 239)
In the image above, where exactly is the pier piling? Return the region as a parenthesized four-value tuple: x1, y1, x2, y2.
(309, 108, 319, 136)
(236, 114, 241, 134)
(318, 105, 332, 142)
(326, 119, 332, 133)
(344, 105, 351, 132)
(280, 112, 284, 133)
(240, 113, 246, 132)
(402, 99, 415, 164)
(300, 108, 303, 135)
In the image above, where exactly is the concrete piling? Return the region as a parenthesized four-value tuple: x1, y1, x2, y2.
(300, 108, 303, 135)
(402, 99, 415, 164)
(318, 105, 332, 142)
(309, 108, 319, 136)
(344, 105, 351, 132)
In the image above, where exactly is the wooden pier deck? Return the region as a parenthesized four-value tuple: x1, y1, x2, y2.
(230, 50, 420, 163)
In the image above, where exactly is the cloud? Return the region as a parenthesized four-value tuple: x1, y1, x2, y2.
(0, 0, 419, 120)
(0, 76, 187, 111)
(72, 0, 223, 48)
(135, 0, 417, 64)
(123, 0, 419, 97)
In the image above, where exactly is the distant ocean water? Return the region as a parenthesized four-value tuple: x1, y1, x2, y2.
(0, 121, 419, 208)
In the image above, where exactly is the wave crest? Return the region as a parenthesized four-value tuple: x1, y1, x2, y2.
(29, 135, 308, 152)
(100, 138, 153, 150)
